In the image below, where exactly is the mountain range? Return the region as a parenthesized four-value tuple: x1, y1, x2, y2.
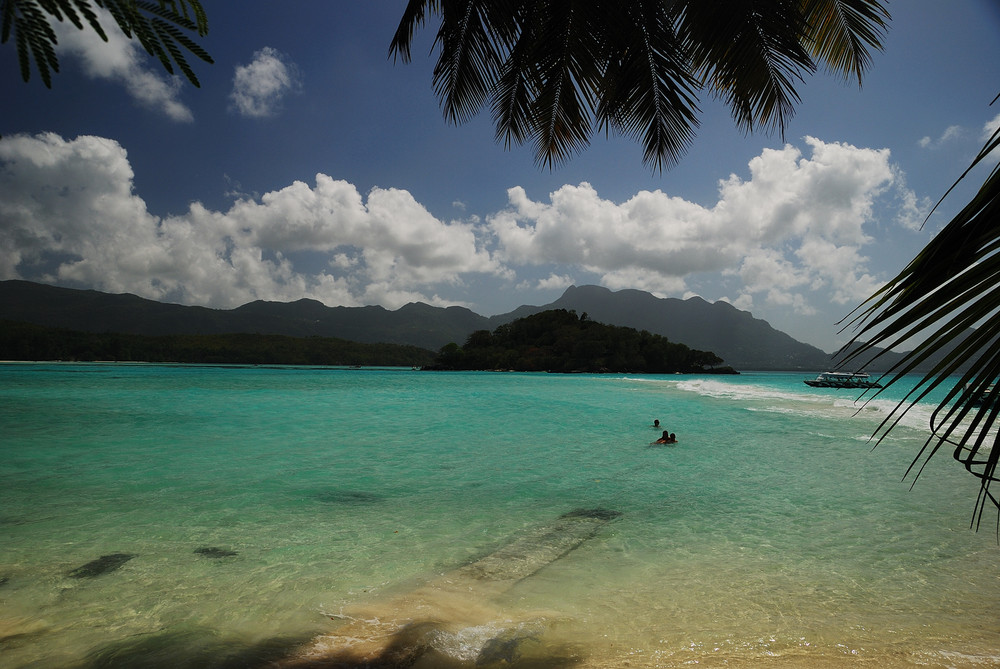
(1, 279, 888, 370)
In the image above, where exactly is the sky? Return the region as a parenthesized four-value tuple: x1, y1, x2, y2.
(1, 1, 999, 353)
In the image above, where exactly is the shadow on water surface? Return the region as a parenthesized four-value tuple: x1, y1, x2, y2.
(278, 621, 583, 669)
(69, 624, 583, 669)
(72, 628, 313, 669)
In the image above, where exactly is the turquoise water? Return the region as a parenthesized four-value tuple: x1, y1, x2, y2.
(1, 363, 998, 668)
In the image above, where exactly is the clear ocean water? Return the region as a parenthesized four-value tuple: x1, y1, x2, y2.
(1, 363, 998, 668)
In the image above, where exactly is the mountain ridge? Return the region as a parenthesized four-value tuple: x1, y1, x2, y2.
(1, 279, 857, 370)
(488, 285, 830, 370)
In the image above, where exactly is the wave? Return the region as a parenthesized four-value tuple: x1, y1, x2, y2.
(673, 377, 942, 436)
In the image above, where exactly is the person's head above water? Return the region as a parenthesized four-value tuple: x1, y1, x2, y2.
(654, 419, 660, 427)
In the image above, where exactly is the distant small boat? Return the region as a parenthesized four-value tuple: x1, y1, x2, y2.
(966, 383, 997, 407)
(804, 371, 881, 389)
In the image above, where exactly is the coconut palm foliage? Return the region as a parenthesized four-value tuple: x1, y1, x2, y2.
(389, 0, 890, 170)
(1, 0, 211, 88)
(838, 108, 1000, 527)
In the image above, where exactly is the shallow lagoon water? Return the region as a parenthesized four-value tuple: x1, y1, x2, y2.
(1, 363, 998, 668)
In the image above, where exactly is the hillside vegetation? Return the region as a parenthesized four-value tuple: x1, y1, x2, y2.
(428, 309, 736, 373)
(0, 321, 436, 367)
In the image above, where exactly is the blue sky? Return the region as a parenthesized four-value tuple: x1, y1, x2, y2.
(1, 1, 999, 352)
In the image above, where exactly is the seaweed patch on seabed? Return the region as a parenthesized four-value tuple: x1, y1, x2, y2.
(276, 508, 621, 668)
(194, 547, 238, 558)
(314, 489, 383, 505)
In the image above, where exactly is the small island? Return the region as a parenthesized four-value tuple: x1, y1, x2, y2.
(425, 309, 737, 374)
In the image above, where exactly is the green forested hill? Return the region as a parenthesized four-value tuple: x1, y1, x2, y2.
(428, 309, 735, 373)
(0, 321, 436, 367)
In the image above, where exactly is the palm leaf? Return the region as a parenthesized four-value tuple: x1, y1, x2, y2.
(135, 0, 205, 35)
(800, 0, 890, 84)
(2, 0, 211, 88)
(4, 0, 60, 85)
(680, 0, 818, 136)
(523, 0, 605, 167)
(389, 0, 437, 63)
(112, 0, 213, 86)
(490, 1, 541, 149)
(839, 113, 1000, 525)
(596, 0, 701, 171)
(392, 0, 889, 168)
(432, 0, 505, 124)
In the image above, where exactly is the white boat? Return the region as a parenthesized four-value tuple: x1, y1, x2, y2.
(804, 371, 881, 389)
(966, 383, 996, 407)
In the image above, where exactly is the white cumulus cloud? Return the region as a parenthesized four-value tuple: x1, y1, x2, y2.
(535, 273, 576, 291)
(0, 133, 504, 309)
(984, 113, 1000, 140)
(488, 137, 904, 312)
(919, 124, 964, 149)
(229, 47, 301, 118)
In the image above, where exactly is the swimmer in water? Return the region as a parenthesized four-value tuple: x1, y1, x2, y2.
(651, 431, 677, 445)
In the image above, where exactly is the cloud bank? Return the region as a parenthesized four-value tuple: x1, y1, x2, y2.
(0, 133, 921, 318)
(492, 137, 907, 311)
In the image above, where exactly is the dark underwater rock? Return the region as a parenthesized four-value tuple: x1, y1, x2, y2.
(476, 633, 537, 665)
(561, 507, 622, 521)
(194, 547, 238, 558)
(314, 489, 382, 505)
(67, 553, 136, 578)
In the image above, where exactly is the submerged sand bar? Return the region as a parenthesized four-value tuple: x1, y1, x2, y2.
(281, 508, 621, 667)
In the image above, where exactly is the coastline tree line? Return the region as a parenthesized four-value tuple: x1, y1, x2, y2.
(0, 320, 437, 367)
(427, 309, 734, 374)
(1, 311, 733, 373)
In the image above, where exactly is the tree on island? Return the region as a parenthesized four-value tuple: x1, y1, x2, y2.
(0, 320, 437, 367)
(427, 309, 733, 374)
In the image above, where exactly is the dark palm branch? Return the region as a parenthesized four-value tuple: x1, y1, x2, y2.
(521, 0, 604, 167)
(801, 0, 890, 84)
(390, 0, 889, 170)
(681, 0, 815, 137)
(596, 0, 701, 171)
(838, 108, 1000, 527)
(1, 0, 211, 88)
